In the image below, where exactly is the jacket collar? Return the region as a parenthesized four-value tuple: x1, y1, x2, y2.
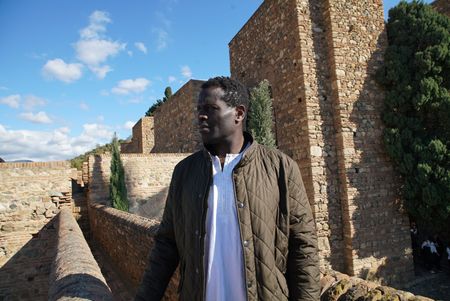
(200, 131, 258, 167)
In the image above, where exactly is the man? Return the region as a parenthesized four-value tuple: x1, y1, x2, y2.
(135, 76, 320, 300)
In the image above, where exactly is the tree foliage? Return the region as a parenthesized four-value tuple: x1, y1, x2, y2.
(70, 140, 125, 170)
(110, 133, 129, 211)
(145, 86, 173, 116)
(377, 1, 450, 227)
(248, 80, 276, 147)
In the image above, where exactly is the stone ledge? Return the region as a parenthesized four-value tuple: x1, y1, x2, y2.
(49, 208, 113, 301)
(320, 269, 433, 301)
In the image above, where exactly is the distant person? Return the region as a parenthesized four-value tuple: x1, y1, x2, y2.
(422, 237, 440, 273)
(135, 77, 320, 300)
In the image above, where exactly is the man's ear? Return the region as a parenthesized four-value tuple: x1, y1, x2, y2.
(235, 105, 246, 123)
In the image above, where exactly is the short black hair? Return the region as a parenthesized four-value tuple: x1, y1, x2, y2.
(201, 76, 249, 108)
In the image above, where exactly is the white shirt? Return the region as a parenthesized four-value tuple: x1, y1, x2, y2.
(204, 150, 247, 301)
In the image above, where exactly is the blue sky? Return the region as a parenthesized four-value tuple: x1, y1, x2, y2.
(0, 0, 433, 161)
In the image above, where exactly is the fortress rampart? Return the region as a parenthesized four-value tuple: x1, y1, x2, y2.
(121, 117, 155, 154)
(152, 80, 204, 153)
(229, 0, 412, 285)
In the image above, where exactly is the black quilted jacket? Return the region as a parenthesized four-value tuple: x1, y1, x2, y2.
(135, 134, 320, 301)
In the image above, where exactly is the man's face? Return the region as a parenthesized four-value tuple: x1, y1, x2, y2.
(197, 86, 241, 145)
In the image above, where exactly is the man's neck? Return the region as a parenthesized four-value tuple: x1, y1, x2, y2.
(206, 133, 245, 162)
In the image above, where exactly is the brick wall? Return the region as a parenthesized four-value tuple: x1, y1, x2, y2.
(121, 117, 155, 154)
(152, 80, 204, 153)
(88, 153, 188, 220)
(229, 0, 413, 286)
(0, 161, 76, 300)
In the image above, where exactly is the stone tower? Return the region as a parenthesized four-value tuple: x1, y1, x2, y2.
(230, 0, 413, 285)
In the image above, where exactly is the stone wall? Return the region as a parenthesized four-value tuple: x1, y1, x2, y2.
(49, 208, 113, 301)
(88, 153, 188, 220)
(152, 80, 204, 153)
(88, 204, 179, 299)
(0, 161, 77, 300)
(121, 116, 155, 154)
(432, 0, 450, 17)
(229, 0, 413, 286)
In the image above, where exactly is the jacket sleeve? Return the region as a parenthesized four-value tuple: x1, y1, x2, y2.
(285, 159, 321, 301)
(135, 167, 180, 301)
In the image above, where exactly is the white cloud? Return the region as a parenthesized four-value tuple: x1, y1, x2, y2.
(42, 59, 83, 83)
(153, 28, 169, 51)
(168, 76, 176, 83)
(134, 42, 147, 54)
(89, 65, 112, 79)
(79, 11, 111, 39)
(74, 10, 126, 79)
(181, 65, 192, 79)
(127, 50, 133, 56)
(80, 102, 89, 110)
(100, 90, 109, 96)
(111, 78, 150, 95)
(24, 95, 47, 111)
(124, 121, 135, 130)
(0, 123, 115, 162)
(19, 111, 52, 124)
(0, 86, 8, 91)
(82, 123, 113, 140)
(0, 94, 20, 108)
(75, 39, 125, 67)
(97, 115, 105, 122)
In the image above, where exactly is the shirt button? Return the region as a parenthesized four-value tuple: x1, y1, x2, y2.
(198, 193, 202, 199)
(195, 229, 199, 235)
(243, 240, 249, 247)
(196, 268, 199, 274)
(238, 202, 245, 208)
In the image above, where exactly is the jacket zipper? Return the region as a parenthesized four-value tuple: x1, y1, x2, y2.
(232, 165, 250, 301)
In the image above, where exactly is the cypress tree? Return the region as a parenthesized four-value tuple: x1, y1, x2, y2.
(377, 1, 450, 228)
(248, 80, 276, 147)
(110, 133, 129, 211)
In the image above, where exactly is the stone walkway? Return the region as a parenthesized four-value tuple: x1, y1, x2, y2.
(404, 261, 450, 301)
(88, 240, 134, 301)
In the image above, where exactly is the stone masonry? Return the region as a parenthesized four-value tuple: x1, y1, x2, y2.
(152, 79, 204, 153)
(0, 161, 77, 300)
(88, 153, 188, 220)
(121, 116, 155, 154)
(229, 0, 413, 286)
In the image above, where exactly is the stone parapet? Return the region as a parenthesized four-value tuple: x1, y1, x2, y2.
(49, 208, 113, 301)
(88, 204, 179, 299)
(320, 269, 432, 301)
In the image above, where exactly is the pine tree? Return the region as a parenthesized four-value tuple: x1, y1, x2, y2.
(110, 133, 129, 211)
(377, 1, 450, 228)
(248, 80, 276, 147)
